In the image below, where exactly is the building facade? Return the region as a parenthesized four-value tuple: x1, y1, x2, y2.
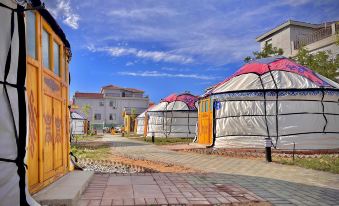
(72, 85, 149, 128)
(256, 20, 339, 81)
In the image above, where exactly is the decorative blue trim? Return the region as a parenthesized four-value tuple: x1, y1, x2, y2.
(213, 90, 339, 99)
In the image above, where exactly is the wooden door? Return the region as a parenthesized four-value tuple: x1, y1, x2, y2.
(198, 98, 213, 145)
(26, 11, 70, 193)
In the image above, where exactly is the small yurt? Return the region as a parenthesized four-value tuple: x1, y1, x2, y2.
(1, 0, 71, 205)
(71, 112, 87, 135)
(198, 57, 339, 150)
(147, 93, 199, 138)
(136, 104, 155, 136)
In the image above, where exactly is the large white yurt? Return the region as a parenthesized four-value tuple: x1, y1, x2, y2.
(199, 57, 339, 150)
(147, 93, 199, 138)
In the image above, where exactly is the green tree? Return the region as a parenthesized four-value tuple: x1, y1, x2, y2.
(244, 42, 283, 63)
(293, 47, 338, 81)
(81, 104, 91, 119)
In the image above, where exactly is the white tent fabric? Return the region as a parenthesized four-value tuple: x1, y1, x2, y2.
(209, 58, 339, 150)
(147, 94, 198, 138)
(136, 111, 145, 135)
(71, 112, 86, 135)
(0, 1, 38, 205)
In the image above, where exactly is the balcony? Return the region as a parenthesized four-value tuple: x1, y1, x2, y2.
(294, 23, 338, 50)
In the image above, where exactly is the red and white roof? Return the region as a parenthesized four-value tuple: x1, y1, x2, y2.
(149, 93, 199, 112)
(205, 57, 339, 96)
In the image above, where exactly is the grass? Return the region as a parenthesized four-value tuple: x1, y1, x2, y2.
(142, 137, 193, 145)
(73, 135, 103, 142)
(274, 155, 339, 174)
(71, 143, 111, 160)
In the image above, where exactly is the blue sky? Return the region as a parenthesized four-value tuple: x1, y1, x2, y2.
(45, 0, 339, 102)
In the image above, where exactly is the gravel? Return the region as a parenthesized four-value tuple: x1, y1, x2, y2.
(76, 158, 156, 174)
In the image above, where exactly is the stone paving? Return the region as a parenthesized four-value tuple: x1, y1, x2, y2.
(78, 173, 269, 206)
(80, 135, 339, 205)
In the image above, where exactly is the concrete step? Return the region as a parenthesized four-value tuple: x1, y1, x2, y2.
(33, 170, 94, 206)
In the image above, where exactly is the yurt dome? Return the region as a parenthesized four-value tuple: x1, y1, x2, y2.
(147, 93, 199, 138)
(204, 56, 339, 150)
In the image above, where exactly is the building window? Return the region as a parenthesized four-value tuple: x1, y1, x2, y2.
(110, 101, 114, 107)
(122, 92, 125, 97)
(42, 28, 50, 69)
(53, 41, 60, 76)
(26, 11, 36, 59)
(99, 101, 104, 106)
(94, 113, 101, 120)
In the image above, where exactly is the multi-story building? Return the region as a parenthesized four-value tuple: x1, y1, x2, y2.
(256, 20, 339, 81)
(72, 85, 149, 129)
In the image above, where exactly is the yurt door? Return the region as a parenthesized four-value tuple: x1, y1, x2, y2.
(41, 21, 67, 181)
(198, 98, 213, 145)
(26, 11, 69, 193)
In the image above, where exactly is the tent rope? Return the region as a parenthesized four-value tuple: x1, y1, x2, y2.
(267, 65, 279, 149)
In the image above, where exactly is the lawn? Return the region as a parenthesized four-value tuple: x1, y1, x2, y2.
(71, 142, 111, 160)
(73, 135, 103, 142)
(141, 137, 193, 145)
(274, 155, 339, 174)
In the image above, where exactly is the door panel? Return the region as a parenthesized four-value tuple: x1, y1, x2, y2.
(26, 63, 40, 187)
(53, 99, 63, 170)
(43, 95, 54, 180)
(198, 98, 213, 145)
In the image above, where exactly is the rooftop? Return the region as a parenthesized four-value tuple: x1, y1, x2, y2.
(101, 84, 144, 93)
(74, 92, 103, 99)
(256, 20, 322, 42)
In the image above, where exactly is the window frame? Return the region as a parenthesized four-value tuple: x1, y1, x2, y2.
(41, 18, 65, 80)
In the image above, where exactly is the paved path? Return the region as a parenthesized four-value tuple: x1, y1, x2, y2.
(104, 135, 339, 205)
(78, 173, 269, 206)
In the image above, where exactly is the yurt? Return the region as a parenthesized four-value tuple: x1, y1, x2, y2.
(1, 0, 71, 205)
(71, 112, 87, 135)
(198, 57, 339, 150)
(136, 110, 147, 135)
(136, 104, 155, 136)
(147, 93, 199, 138)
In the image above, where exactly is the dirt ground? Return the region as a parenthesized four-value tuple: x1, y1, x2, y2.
(108, 155, 202, 173)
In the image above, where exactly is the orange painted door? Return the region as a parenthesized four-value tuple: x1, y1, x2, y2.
(198, 98, 213, 145)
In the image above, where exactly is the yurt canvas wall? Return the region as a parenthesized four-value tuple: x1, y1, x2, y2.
(71, 112, 86, 135)
(201, 57, 339, 150)
(147, 93, 198, 138)
(136, 111, 146, 135)
(0, 0, 71, 204)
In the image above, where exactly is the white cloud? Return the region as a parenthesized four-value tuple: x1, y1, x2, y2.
(125, 61, 134, 66)
(48, 0, 80, 29)
(108, 7, 178, 19)
(89, 46, 193, 64)
(118, 71, 216, 80)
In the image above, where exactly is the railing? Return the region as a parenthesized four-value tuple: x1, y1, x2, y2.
(294, 26, 334, 50)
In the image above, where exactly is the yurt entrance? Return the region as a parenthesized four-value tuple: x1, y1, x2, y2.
(198, 98, 213, 145)
(26, 10, 70, 193)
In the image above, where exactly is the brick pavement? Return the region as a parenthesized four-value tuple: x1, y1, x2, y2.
(78, 173, 269, 206)
(86, 135, 339, 205)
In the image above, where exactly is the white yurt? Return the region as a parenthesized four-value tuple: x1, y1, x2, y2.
(201, 57, 339, 150)
(147, 93, 199, 138)
(136, 110, 146, 135)
(71, 112, 87, 135)
(136, 104, 155, 136)
(1, 0, 38, 205)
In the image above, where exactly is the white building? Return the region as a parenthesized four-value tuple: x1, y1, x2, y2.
(256, 20, 339, 81)
(72, 85, 149, 129)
